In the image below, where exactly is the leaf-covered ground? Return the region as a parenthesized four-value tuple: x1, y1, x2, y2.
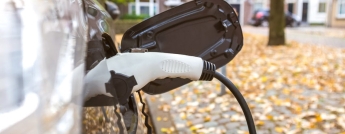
(152, 33, 345, 134)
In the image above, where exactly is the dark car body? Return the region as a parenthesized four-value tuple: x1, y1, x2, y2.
(83, 0, 243, 133)
(249, 9, 300, 27)
(83, 0, 145, 134)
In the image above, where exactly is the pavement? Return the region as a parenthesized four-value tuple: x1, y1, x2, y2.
(147, 83, 252, 134)
(242, 26, 345, 48)
(144, 29, 345, 134)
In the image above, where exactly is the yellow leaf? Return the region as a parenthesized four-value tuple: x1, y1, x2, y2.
(187, 121, 192, 127)
(315, 114, 323, 122)
(274, 99, 283, 106)
(275, 127, 283, 133)
(150, 97, 156, 102)
(261, 76, 268, 82)
(294, 105, 302, 114)
(296, 122, 301, 128)
(181, 115, 186, 120)
(161, 128, 169, 133)
(157, 117, 162, 121)
(169, 127, 175, 132)
(204, 116, 211, 122)
(256, 120, 265, 126)
(266, 115, 274, 120)
(190, 126, 197, 131)
(193, 88, 199, 94)
(205, 108, 211, 112)
(283, 88, 290, 95)
(198, 108, 205, 113)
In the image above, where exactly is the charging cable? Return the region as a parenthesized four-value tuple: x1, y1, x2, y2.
(84, 52, 257, 134)
(214, 72, 256, 134)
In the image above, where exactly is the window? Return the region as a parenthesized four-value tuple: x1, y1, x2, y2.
(128, 2, 159, 16)
(288, 3, 294, 13)
(253, 2, 263, 12)
(227, 0, 241, 4)
(338, 0, 345, 18)
(318, 2, 326, 13)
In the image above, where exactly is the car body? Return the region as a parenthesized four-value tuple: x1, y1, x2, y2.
(83, 0, 147, 134)
(0, 0, 242, 133)
(249, 9, 301, 27)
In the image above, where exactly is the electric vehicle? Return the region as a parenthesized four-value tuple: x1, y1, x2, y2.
(0, 0, 87, 133)
(0, 0, 256, 133)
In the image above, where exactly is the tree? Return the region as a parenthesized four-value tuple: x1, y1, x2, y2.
(268, 0, 285, 46)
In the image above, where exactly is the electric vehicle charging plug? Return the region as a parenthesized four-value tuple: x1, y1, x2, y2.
(84, 52, 215, 100)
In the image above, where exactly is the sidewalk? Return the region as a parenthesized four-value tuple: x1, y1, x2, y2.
(146, 33, 345, 134)
(242, 26, 345, 48)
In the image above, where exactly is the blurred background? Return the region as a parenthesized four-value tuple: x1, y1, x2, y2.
(110, 0, 345, 134)
(1, 0, 344, 134)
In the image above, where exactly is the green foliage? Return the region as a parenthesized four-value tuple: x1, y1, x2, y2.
(115, 20, 143, 34)
(108, 0, 134, 5)
(120, 13, 149, 20)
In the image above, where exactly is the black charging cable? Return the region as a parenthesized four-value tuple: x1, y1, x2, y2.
(214, 72, 257, 134)
(199, 61, 256, 134)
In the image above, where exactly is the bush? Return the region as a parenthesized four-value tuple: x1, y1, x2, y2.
(120, 13, 149, 20)
(114, 20, 143, 34)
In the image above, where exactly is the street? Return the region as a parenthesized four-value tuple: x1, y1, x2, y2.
(242, 26, 345, 48)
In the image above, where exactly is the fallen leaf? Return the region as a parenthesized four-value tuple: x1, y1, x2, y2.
(157, 116, 162, 121)
(275, 127, 283, 133)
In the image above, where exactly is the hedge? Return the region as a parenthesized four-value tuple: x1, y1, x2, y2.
(114, 19, 143, 34)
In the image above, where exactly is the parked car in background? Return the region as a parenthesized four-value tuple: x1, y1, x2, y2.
(249, 9, 301, 27)
(105, 1, 120, 20)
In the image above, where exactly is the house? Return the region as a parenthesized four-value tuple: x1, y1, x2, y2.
(250, 0, 328, 24)
(298, 0, 328, 24)
(225, 0, 246, 25)
(159, 0, 248, 25)
(122, 0, 344, 27)
(127, 0, 158, 17)
(244, 0, 270, 25)
(241, 0, 329, 25)
(158, 0, 191, 13)
(287, 0, 344, 27)
(326, 0, 345, 27)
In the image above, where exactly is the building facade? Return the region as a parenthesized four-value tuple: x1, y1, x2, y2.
(124, 0, 344, 27)
(283, 0, 344, 26)
(267, 0, 329, 24)
(327, 0, 345, 27)
(159, 0, 248, 25)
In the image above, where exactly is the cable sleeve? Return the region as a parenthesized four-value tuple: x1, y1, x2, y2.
(199, 60, 216, 81)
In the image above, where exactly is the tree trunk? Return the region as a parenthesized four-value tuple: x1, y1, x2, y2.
(268, 0, 286, 46)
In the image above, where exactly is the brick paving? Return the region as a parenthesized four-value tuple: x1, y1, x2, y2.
(145, 33, 345, 134)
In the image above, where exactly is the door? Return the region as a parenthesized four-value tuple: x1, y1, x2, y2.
(231, 4, 241, 21)
(288, 3, 294, 13)
(302, 2, 308, 22)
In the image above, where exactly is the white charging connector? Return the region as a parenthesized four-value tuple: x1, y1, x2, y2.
(84, 52, 210, 100)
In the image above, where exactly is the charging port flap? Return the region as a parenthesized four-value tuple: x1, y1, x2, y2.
(121, 0, 243, 95)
